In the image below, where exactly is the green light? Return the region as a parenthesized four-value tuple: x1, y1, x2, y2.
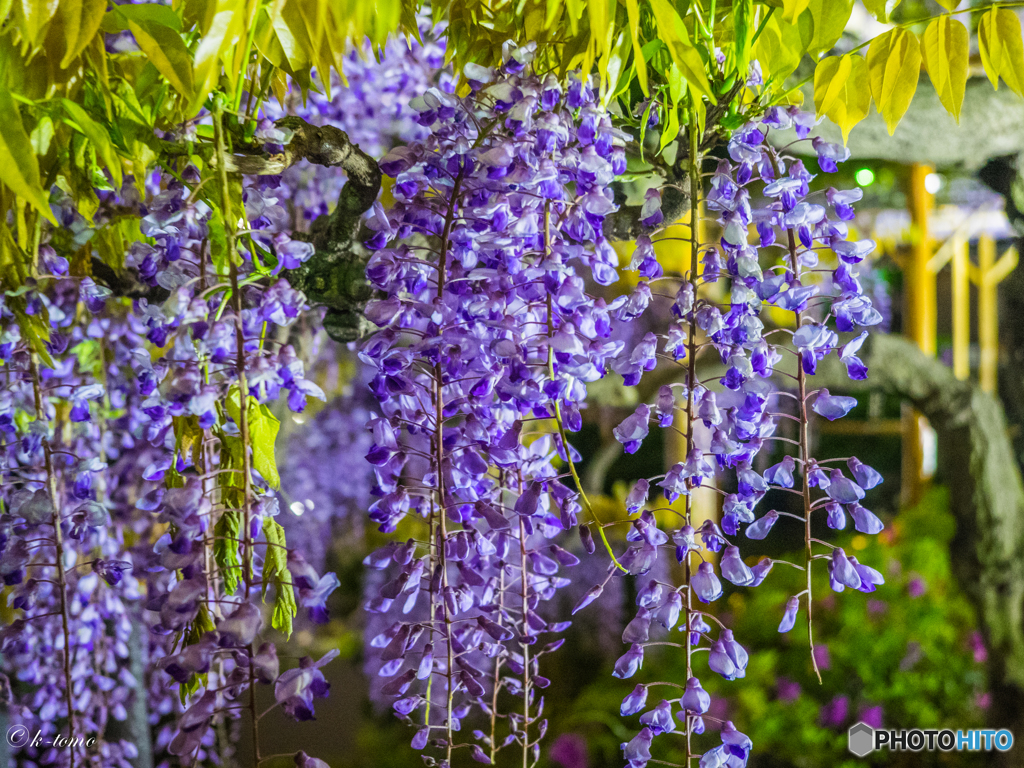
(855, 168, 875, 187)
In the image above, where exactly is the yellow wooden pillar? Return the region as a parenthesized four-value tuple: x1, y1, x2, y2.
(662, 204, 719, 557)
(971, 237, 1018, 394)
(978, 236, 997, 393)
(907, 164, 937, 355)
(951, 235, 970, 380)
(901, 164, 936, 508)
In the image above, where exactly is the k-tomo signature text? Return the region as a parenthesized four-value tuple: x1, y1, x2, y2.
(6, 724, 97, 749)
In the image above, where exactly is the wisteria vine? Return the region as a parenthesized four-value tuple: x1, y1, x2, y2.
(0, 25, 892, 768)
(604, 107, 885, 768)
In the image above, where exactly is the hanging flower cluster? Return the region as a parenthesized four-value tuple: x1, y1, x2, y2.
(607, 107, 886, 768)
(0, 159, 344, 767)
(0, 17, 897, 764)
(1, 29, 455, 765)
(0, 269, 144, 768)
(359, 43, 637, 765)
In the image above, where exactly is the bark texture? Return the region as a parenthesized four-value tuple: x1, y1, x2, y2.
(821, 333, 1024, 766)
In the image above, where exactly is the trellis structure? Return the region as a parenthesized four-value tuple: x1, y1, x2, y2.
(879, 164, 1018, 505)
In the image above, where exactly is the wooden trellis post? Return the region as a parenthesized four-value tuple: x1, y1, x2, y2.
(970, 236, 1018, 393)
(952, 235, 970, 380)
(901, 164, 935, 507)
(907, 164, 937, 356)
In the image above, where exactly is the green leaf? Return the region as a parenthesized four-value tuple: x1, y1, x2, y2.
(181, 0, 216, 33)
(732, 0, 755, 77)
(813, 54, 870, 142)
(660, 105, 680, 152)
(106, 4, 183, 32)
(58, 0, 108, 68)
(648, 0, 715, 104)
(979, 8, 1024, 99)
(803, 0, 853, 60)
(0, 88, 56, 225)
(624, 0, 648, 96)
(867, 28, 922, 135)
(190, 6, 244, 114)
(933, 0, 960, 9)
(215, 509, 242, 595)
(862, 0, 901, 23)
(207, 206, 229, 274)
(262, 517, 296, 639)
(29, 115, 53, 156)
(922, 17, 968, 123)
(11, 302, 54, 368)
(125, 18, 194, 98)
(226, 387, 281, 490)
(752, 9, 805, 84)
(781, 0, 809, 24)
(62, 99, 122, 187)
(251, 403, 281, 490)
(14, 0, 59, 46)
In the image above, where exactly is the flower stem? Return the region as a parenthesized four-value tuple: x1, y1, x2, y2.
(683, 108, 703, 766)
(433, 165, 465, 764)
(784, 224, 823, 686)
(542, 203, 625, 572)
(29, 354, 77, 768)
(214, 101, 263, 764)
(518, 512, 531, 768)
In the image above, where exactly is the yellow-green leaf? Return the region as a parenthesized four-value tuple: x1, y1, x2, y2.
(58, 0, 107, 67)
(867, 28, 922, 135)
(207, 206, 229, 273)
(862, 0, 901, 23)
(814, 55, 843, 116)
(659, 105, 680, 152)
(190, 5, 244, 113)
(586, 0, 612, 64)
(181, 0, 216, 34)
(648, 0, 715, 104)
(262, 517, 296, 638)
(733, 0, 755, 78)
(0, 89, 56, 225)
(62, 99, 122, 187)
(215, 509, 242, 595)
(934, 0, 960, 9)
(270, 2, 311, 73)
(752, 9, 805, 83)
(813, 54, 869, 142)
(110, 3, 182, 31)
(226, 388, 281, 490)
(979, 8, 1024, 98)
(624, 0, 648, 96)
(11, 301, 54, 368)
(29, 115, 53, 156)
(126, 19, 194, 98)
(922, 16, 968, 123)
(782, 0, 810, 24)
(15, 0, 59, 46)
(803, 0, 853, 60)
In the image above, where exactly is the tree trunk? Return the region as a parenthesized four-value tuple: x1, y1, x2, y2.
(821, 333, 1024, 766)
